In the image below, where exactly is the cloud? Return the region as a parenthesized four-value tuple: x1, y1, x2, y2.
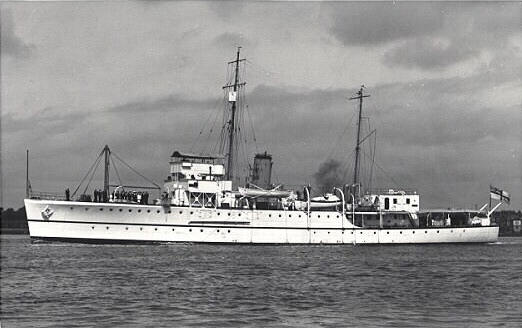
(1, 9, 35, 59)
(325, 2, 521, 70)
(383, 37, 479, 70)
(213, 32, 250, 49)
(325, 2, 444, 46)
(207, 1, 245, 20)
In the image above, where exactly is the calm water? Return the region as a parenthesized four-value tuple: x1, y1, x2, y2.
(1, 235, 521, 328)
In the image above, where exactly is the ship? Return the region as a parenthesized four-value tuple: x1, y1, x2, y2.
(24, 48, 502, 244)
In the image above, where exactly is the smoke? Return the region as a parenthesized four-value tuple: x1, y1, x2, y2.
(313, 159, 344, 194)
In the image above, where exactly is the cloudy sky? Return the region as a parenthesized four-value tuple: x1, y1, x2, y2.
(1, 1, 521, 210)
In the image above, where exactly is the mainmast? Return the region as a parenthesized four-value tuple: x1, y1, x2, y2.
(103, 145, 110, 201)
(223, 47, 246, 183)
(349, 86, 370, 194)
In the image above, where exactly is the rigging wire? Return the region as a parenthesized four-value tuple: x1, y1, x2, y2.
(326, 111, 356, 160)
(82, 154, 103, 196)
(190, 96, 223, 153)
(111, 152, 161, 189)
(110, 155, 123, 187)
(71, 149, 104, 198)
(361, 149, 401, 187)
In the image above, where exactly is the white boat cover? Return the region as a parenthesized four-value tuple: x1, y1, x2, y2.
(238, 187, 293, 198)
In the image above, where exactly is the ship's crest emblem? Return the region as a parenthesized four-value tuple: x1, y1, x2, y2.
(41, 206, 54, 220)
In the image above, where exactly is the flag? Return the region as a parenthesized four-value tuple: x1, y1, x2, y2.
(490, 185, 510, 204)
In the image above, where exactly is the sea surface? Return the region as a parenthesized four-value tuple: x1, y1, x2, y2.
(1, 235, 521, 328)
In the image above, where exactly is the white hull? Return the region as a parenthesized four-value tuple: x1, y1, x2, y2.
(25, 199, 499, 244)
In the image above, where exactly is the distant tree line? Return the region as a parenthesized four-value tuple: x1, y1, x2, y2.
(492, 210, 522, 236)
(1, 207, 29, 234)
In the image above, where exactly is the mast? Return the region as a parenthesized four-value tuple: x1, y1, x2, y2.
(26, 149, 29, 198)
(223, 47, 246, 183)
(103, 145, 110, 201)
(349, 86, 370, 194)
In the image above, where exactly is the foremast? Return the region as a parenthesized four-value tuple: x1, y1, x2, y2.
(223, 47, 246, 185)
(349, 86, 370, 198)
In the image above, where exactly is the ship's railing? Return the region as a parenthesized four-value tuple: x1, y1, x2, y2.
(366, 188, 417, 195)
(29, 191, 66, 201)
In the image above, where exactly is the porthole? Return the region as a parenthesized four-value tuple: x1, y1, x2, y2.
(70, 207, 74, 210)
(140, 227, 143, 231)
(238, 213, 241, 217)
(374, 232, 376, 234)
(128, 209, 132, 212)
(463, 229, 466, 232)
(189, 229, 192, 232)
(172, 228, 175, 231)
(269, 214, 272, 218)
(387, 232, 390, 234)
(318, 215, 321, 218)
(100, 208, 103, 211)
(147, 210, 151, 213)
(351, 231, 354, 234)
(91, 226, 94, 229)
(289, 214, 292, 218)
(217, 212, 220, 216)
(298, 215, 301, 218)
(400, 231, 403, 234)
(125, 227, 128, 230)
(85, 208, 88, 211)
(360, 232, 363, 234)
(106, 226, 109, 230)
(168, 210, 171, 214)
(228, 213, 231, 216)
(336, 215, 339, 218)
(425, 231, 428, 234)
(138, 210, 141, 213)
(437, 230, 440, 233)
(200, 229, 203, 232)
(279, 214, 282, 218)
(328, 231, 330, 234)
(154, 228, 158, 231)
(451, 230, 453, 233)
(413, 231, 415, 234)
(109, 208, 113, 212)
(314, 231, 316, 234)
(190, 211, 193, 215)
(227, 230, 231, 233)
(217, 229, 220, 232)
(179, 211, 183, 214)
(342, 231, 344, 234)
(119, 209, 123, 212)
(327, 215, 330, 218)
(157, 210, 160, 214)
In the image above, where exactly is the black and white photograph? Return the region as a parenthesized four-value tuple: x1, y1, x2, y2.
(1, 1, 521, 327)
